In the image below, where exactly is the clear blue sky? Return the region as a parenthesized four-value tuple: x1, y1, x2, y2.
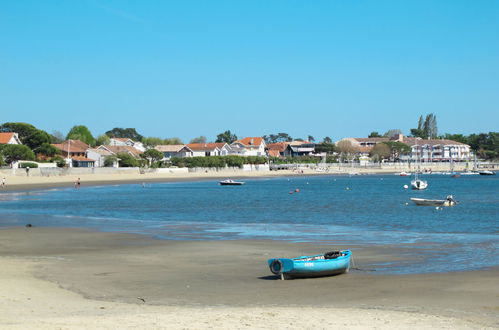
(1, 0, 498, 142)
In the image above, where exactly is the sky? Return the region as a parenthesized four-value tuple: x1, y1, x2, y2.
(1, 0, 498, 143)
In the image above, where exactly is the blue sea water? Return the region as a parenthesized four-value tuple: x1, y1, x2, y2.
(0, 174, 498, 274)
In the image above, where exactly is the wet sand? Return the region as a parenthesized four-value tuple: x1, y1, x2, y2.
(0, 227, 497, 329)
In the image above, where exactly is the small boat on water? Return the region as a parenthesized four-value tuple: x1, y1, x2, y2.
(219, 179, 245, 185)
(410, 195, 458, 207)
(411, 177, 428, 190)
(460, 171, 479, 175)
(479, 170, 496, 176)
(268, 250, 351, 280)
(398, 172, 411, 176)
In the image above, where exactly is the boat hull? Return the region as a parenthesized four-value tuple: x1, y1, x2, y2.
(219, 181, 245, 185)
(268, 250, 351, 279)
(410, 198, 456, 207)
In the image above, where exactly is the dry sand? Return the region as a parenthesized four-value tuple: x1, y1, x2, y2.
(0, 227, 497, 329)
(0, 166, 412, 192)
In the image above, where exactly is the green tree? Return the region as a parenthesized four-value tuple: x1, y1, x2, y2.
(24, 130, 52, 150)
(105, 128, 143, 141)
(95, 134, 110, 146)
(190, 136, 207, 143)
(163, 137, 183, 145)
(142, 137, 164, 148)
(215, 130, 238, 144)
(322, 136, 332, 144)
(307, 135, 315, 142)
(141, 149, 164, 166)
(66, 125, 95, 146)
(314, 142, 336, 154)
(35, 143, 60, 158)
(0, 122, 51, 150)
(382, 141, 411, 160)
(115, 152, 139, 167)
(368, 132, 381, 138)
(0, 144, 35, 163)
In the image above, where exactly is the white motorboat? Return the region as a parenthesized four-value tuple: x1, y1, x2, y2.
(479, 170, 496, 176)
(410, 195, 458, 207)
(411, 178, 428, 190)
(219, 179, 245, 186)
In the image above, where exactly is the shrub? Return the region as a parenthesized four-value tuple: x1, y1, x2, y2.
(19, 162, 38, 168)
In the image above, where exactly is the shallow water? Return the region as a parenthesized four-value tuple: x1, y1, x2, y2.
(1, 174, 498, 274)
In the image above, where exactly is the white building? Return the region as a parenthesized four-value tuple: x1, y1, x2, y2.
(155, 145, 193, 160)
(109, 138, 146, 152)
(0, 132, 22, 145)
(230, 137, 266, 156)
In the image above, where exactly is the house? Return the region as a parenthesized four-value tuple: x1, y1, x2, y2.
(97, 145, 143, 159)
(337, 135, 471, 162)
(403, 138, 471, 162)
(52, 140, 89, 158)
(52, 140, 95, 167)
(0, 132, 22, 145)
(284, 141, 316, 157)
(186, 143, 231, 157)
(155, 145, 193, 159)
(266, 142, 289, 158)
(230, 137, 266, 156)
(87, 148, 115, 167)
(109, 138, 146, 152)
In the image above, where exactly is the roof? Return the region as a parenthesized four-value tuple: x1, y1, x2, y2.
(155, 145, 190, 152)
(187, 143, 223, 151)
(267, 142, 289, 152)
(404, 138, 469, 147)
(0, 132, 16, 144)
(87, 148, 113, 156)
(71, 156, 95, 162)
(99, 145, 143, 158)
(267, 149, 281, 157)
(352, 138, 390, 143)
(289, 140, 312, 146)
(52, 140, 89, 153)
(110, 138, 132, 142)
(233, 137, 264, 147)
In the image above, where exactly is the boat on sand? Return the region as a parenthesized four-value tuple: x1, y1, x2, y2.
(268, 250, 351, 280)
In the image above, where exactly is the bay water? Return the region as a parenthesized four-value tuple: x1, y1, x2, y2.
(1, 174, 497, 274)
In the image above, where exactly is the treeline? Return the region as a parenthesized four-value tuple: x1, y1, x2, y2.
(170, 156, 267, 168)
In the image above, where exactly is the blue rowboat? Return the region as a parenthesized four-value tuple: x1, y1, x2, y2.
(268, 250, 351, 280)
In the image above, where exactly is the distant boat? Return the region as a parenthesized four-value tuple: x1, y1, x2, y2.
(451, 174, 461, 178)
(398, 172, 411, 176)
(479, 170, 496, 176)
(268, 250, 351, 280)
(460, 171, 479, 175)
(411, 139, 428, 190)
(219, 179, 245, 185)
(410, 195, 458, 207)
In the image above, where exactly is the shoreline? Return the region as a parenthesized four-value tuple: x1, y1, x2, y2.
(0, 165, 466, 192)
(0, 227, 498, 329)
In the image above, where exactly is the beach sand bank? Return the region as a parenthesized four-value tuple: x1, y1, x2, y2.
(0, 227, 497, 329)
(0, 164, 465, 192)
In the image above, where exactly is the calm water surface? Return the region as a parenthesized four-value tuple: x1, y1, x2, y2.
(1, 174, 498, 274)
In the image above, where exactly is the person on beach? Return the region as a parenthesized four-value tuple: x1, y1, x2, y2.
(25, 166, 30, 176)
(75, 178, 81, 189)
(1, 177, 5, 188)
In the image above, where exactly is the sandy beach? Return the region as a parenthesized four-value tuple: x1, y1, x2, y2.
(0, 227, 497, 329)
